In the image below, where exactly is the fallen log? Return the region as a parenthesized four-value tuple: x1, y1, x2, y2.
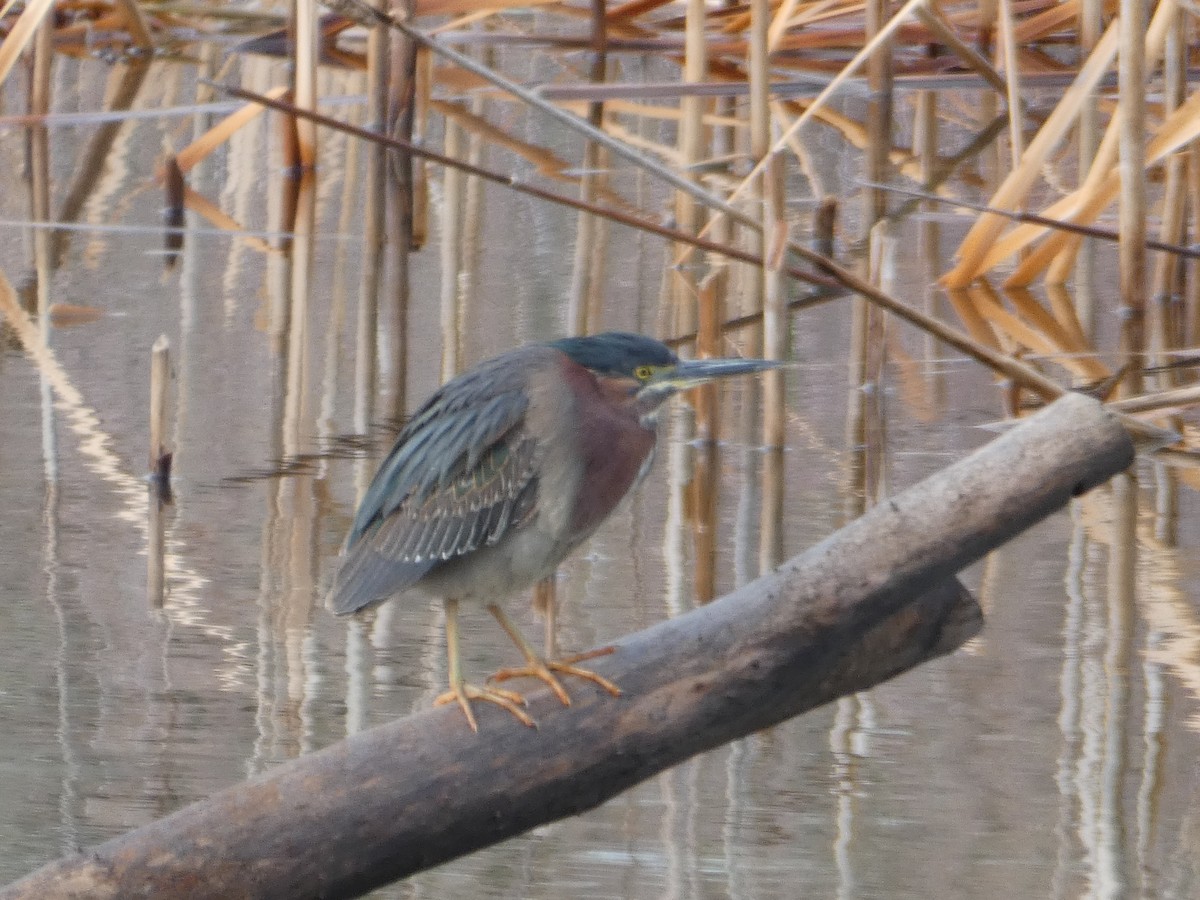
(1, 393, 1133, 900)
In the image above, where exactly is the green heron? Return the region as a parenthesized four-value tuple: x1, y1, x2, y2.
(327, 332, 782, 730)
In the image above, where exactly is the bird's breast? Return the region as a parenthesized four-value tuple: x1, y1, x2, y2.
(530, 360, 652, 542)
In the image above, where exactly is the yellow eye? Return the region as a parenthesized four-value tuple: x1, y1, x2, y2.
(634, 365, 655, 380)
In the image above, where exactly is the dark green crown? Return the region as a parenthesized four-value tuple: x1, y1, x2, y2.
(547, 332, 676, 377)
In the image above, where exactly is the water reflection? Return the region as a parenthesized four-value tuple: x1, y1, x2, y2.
(2, 51, 1200, 900)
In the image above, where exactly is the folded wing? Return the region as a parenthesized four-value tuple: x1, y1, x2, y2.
(327, 353, 542, 615)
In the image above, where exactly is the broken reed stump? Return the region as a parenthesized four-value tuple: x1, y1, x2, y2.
(148, 334, 172, 490)
(0, 393, 1134, 900)
(147, 334, 171, 608)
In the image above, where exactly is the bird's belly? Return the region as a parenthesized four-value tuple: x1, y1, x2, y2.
(417, 521, 572, 604)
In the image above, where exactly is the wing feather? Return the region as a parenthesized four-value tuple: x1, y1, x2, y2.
(327, 349, 547, 615)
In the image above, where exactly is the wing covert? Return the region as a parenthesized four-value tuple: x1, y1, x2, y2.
(327, 350, 546, 614)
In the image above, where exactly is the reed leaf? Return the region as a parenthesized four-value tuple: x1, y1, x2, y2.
(181, 187, 276, 256)
(0, 0, 55, 89)
(944, 20, 1119, 287)
(172, 86, 290, 174)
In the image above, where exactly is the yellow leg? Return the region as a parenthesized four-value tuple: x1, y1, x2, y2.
(533, 574, 557, 658)
(487, 603, 622, 704)
(433, 599, 535, 731)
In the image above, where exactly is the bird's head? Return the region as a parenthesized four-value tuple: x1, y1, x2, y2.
(548, 332, 784, 424)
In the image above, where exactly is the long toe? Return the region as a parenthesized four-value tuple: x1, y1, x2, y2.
(489, 646, 621, 705)
(547, 656, 622, 698)
(434, 682, 535, 731)
(490, 660, 572, 706)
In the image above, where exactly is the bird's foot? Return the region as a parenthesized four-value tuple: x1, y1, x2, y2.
(489, 645, 622, 706)
(434, 681, 535, 732)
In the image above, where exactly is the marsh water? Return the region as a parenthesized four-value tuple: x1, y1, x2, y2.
(3, 52, 1200, 899)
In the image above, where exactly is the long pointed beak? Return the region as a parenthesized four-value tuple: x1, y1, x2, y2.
(651, 356, 787, 391)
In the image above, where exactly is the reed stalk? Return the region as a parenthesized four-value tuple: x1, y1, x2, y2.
(1189, 143, 1200, 350)
(996, 0, 1024, 169)
(913, 4, 1007, 98)
(1074, 0, 1104, 333)
(672, 0, 708, 337)
(439, 118, 466, 380)
(844, 295, 870, 521)
(1117, 0, 1148, 398)
(863, 0, 892, 228)
(459, 66, 489, 326)
(0, 0, 56, 89)
(292, 0, 319, 169)
(29, 10, 52, 322)
(566, 0, 610, 336)
(691, 279, 721, 602)
(149, 336, 171, 480)
(759, 146, 787, 573)
(744, 0, 782, 571)
(146, 336, 171, 607)
(913, 89, 945, 401)
(843, 0, 893, 522)
(354, 0, 391, 443)
(1149, 4, 1187, 390)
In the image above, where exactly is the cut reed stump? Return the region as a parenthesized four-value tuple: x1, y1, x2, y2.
(148, 334, 172, 490)
(0, 393, 1133, 900)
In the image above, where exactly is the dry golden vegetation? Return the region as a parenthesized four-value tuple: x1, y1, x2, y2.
(4, 0, 1200, 471)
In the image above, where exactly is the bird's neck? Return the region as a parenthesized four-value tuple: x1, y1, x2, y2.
(633, 387, 673, 429)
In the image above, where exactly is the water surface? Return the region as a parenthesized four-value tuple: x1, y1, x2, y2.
(2, 53, 1199, 899)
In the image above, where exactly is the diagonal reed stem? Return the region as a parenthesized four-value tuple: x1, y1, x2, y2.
(210, 79, 1074, 404)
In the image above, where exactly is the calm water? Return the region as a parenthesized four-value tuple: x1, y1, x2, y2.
(3, 54, 1200, 899)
